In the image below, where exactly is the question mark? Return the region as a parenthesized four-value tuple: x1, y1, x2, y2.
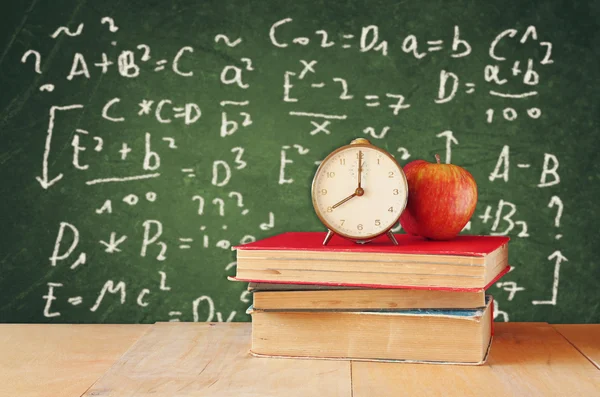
(192, 195, 205, 215)
(21, 50, 42, 74)
(212, 198, 225, 216)
(228, 192, 249, 215)
(137, 44, 151, 62)
(547, 195, 563, 240)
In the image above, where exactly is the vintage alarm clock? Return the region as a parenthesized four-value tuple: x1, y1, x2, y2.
(311, 138, 408, 245)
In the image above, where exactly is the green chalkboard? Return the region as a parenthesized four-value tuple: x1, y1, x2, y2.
(1, 0, 599, 324)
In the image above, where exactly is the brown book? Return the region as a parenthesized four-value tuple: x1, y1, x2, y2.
(250, 283, 486, 310)
(249, 297, 493, 365)
(234, 232, 509, 290)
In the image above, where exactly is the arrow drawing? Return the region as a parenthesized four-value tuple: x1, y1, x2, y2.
(36, 104, 84, 189)
(435, 130, 459, 164)
(532, 250, 568, 306)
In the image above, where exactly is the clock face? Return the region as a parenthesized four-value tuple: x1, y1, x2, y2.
(312, 144, 408, 240)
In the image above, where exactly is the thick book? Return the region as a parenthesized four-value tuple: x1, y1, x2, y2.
(249, 297, 493, 365)
(232, 232, 510, 291)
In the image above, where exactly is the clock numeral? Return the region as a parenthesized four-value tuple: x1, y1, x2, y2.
(320, 189, 327, 195)
(377, 158, 381, 165)
(327, 171, 336, 178)
(388, 171, 394, 178)
(357, 224, 363, 230)
(388, 207, 394, 212)
(375, 219, 381, 226)
(339, 158, 346, 165)
(392, 189, 399, 195)
(340, 219, 345, 226)
(326, 206, 333, 213)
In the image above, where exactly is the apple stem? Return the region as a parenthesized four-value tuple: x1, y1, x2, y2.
(435, 154, 441, 164)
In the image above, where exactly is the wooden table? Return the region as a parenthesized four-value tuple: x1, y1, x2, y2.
(1, 323, 598, 396)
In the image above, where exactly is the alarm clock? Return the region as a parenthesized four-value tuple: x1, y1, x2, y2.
(311, 138, 408, 245)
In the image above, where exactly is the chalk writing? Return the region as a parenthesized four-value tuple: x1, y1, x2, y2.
(19, 14, 563, 324)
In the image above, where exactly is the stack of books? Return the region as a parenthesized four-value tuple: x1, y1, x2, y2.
(230, 232, 509, 365)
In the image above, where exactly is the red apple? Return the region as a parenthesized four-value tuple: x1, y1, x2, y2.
(399, 154, 477, 240)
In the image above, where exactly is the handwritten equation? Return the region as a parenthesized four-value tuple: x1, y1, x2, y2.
(23, 16, 564, 323)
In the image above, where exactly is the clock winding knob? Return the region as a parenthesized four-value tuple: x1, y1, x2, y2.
(350, 138, 371, 145)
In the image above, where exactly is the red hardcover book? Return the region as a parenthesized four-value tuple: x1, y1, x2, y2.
(231, 232, 509, 291)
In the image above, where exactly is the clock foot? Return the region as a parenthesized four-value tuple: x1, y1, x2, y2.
(386, 230, 398, 245)
(322, 230, 334, 246)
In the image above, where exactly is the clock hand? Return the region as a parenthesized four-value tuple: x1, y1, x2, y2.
(331, 192, 357, 209)
(358, 150, 363, 189)
(332, 186, 365, 209)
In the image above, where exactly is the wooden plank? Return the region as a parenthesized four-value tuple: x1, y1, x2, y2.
(554, 324, 600, 369)
(352, 323, 600, 397)
(0, 324, 149, 397)
(83, 322, 351, 397)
